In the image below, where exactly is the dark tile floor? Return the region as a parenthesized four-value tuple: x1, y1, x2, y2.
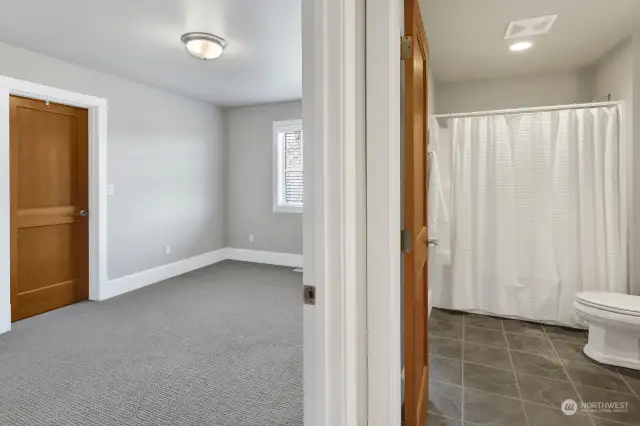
(428, 308, 640, 426)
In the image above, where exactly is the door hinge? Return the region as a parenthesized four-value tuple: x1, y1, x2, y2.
(401, 36, 413, 60)
(401, 229, 413, 253)
(303, 285, 316, 305)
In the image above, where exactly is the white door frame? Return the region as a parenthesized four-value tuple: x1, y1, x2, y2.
(366, 0, 403, 423)
(302, 0, 367, 423)
(0, 76, 108, 333)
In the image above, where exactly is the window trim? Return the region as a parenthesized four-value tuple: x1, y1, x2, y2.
(273, 119, 303, 214)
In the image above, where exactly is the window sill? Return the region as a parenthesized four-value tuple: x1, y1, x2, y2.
(274, 204, 303, 214)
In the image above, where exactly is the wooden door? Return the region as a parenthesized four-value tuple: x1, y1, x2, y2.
(10, 96, 89, 321)
(402, 0, 429, 424)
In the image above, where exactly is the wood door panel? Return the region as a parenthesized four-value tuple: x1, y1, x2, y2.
(15, 280, 82, 321)
(17, 224, 80, 293)
(17, 206, 78, 228)
(10, 96, 89, 322)
(403, 0, 429, 424)
(17, 107, 78, 209)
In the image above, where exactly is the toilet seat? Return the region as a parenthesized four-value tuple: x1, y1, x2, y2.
(575, 292, 640, 317)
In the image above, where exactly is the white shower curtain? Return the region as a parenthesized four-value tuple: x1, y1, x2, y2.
(448, 106, 629, 326)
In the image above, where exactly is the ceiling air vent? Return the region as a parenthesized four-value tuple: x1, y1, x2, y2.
(504, 14, 558, 39)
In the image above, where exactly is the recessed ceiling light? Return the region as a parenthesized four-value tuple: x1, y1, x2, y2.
(509, 41, 533, 52)
(180, 32, 228, 60)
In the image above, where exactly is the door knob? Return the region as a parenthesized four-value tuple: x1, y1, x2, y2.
(427, 239, 438, 247)
(78, 209, 89, 217)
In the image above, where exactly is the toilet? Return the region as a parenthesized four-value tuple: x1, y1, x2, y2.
(574, 292, 640, 370)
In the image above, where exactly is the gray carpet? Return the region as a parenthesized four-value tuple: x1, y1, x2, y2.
(0, 260, 303, 426)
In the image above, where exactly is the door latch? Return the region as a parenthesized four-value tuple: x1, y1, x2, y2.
(303, 285, 316, 305)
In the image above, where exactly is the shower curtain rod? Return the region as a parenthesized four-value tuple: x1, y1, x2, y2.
(432, 100, 622, 119)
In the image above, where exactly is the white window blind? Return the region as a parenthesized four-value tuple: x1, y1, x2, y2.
(273, 120, 303, 213)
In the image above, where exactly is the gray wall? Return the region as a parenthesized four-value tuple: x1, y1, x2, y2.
(225, 101, 303, 254)
(589, 36, 638, 293)
(0, 42, 225, 280)
(435, 70, 590, 114)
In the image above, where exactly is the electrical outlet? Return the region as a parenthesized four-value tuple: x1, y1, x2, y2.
(107, 184, 115, 196)
(165, 245, 171, 255)
(248, 234, 254, 243)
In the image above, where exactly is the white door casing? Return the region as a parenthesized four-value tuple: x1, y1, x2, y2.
(0, 76, 108, 334)
(302, 0, 367, 423)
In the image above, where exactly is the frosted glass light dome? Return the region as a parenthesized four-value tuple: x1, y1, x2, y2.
(181, 32, 228, 60)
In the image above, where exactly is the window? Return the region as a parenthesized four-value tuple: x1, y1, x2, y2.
(273, 119, 303, 213)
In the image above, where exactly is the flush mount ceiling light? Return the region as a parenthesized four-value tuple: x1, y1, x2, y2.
(180, 32, 228, 60)
(509, 41, 533, 52)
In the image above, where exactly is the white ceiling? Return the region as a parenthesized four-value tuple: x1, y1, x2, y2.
(421, 0, 640, 83)
(0, 0, 302, 106)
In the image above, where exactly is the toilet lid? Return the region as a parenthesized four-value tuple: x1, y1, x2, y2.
(576, 292, 640, 316)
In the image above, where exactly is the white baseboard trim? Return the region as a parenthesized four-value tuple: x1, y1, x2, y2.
(0, 247, 302, 334)
(100, 247, 303, 302)
(101, 248, 228, 301)
(225, 248, 304, 268)
(0, 304, 10, 335)
(0, 247, 303, 331)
